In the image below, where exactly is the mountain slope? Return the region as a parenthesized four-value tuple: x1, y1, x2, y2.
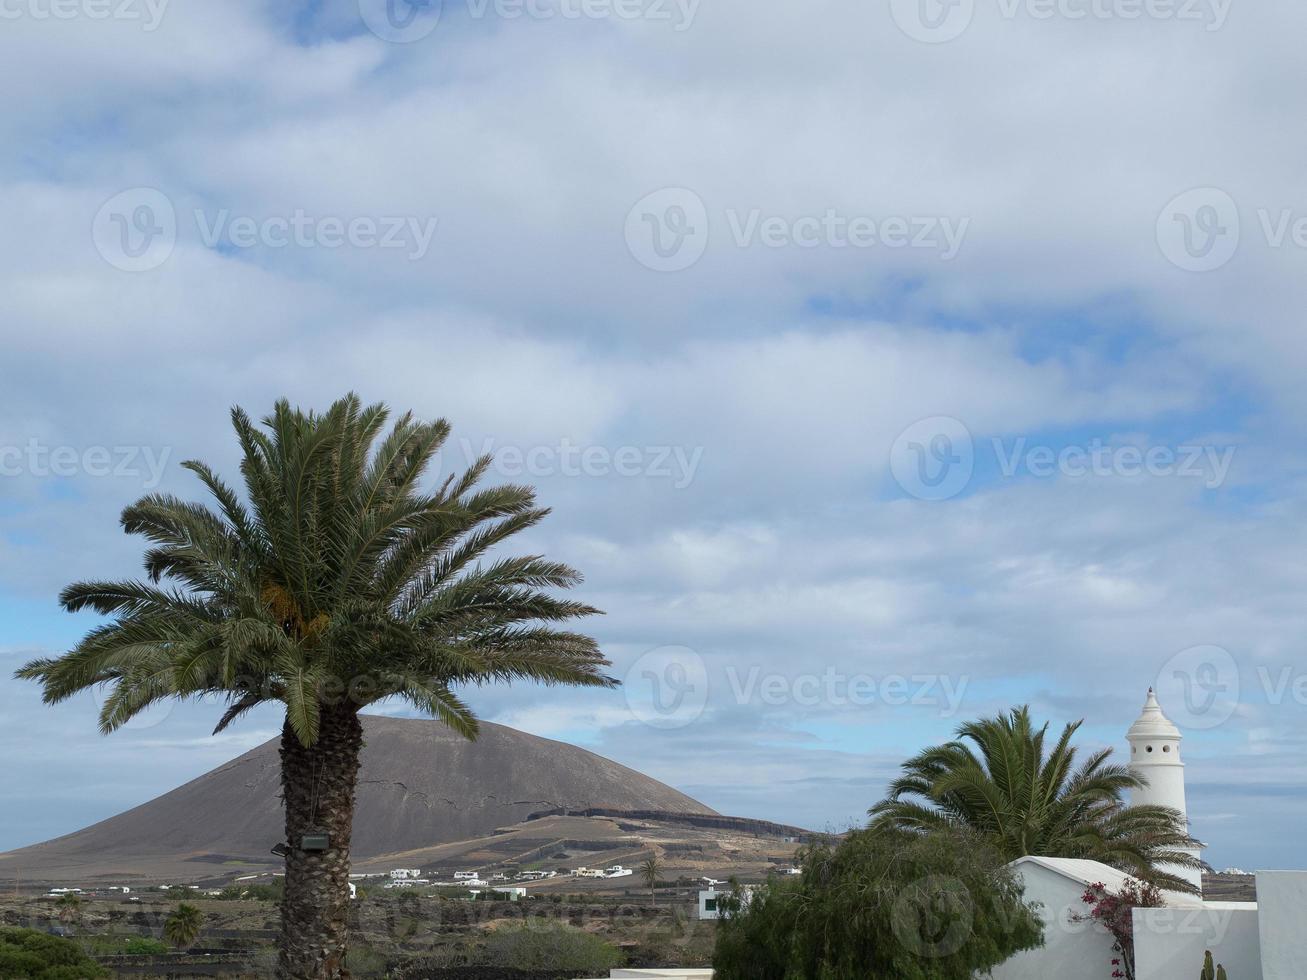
(1, 715, 715, 881)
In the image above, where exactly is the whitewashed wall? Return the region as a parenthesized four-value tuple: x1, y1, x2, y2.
(1134, 903, 1261, 980)
(989, 863, 1119, 980)
(1256, 871, 1307, 980)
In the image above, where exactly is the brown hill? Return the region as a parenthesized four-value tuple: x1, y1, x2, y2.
(0, 715, 715, 882)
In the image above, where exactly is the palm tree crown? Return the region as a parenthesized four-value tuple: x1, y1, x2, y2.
(868, 706, 1205, 894)
(16, 394, 615, 744)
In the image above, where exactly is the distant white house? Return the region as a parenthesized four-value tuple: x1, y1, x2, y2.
(573, 867, 607, 879)
(605, 865, 634, 879)
(453, 870, 482, 881)
(389, 869, 422, 880)
(698, 886, 757, 920)
(470, 886, 527, 901)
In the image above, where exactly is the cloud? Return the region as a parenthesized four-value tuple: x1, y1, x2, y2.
(0, 0, 1305, 874)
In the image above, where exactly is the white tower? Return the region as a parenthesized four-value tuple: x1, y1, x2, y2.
(1126, 688, 1203, 892)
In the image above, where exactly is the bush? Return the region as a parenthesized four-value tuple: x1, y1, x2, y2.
(713, 827, 1044, 980)
(0, 927, 109, 979)
(479, 922, 622, 974)
(121, 936, 170, 955)
(215, 881, 284, 902)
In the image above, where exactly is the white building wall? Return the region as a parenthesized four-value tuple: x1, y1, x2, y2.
(1256, 871, 1307, 980)
(989, 863, 1119, 980)
(1133, 904, 1261, 980)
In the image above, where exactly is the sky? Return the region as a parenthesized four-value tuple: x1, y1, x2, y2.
(2, 0, 1306, 873)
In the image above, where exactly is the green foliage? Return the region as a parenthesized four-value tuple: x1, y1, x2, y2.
(15, 393, 615, 747)
(215, 881, 284, 902)
(713, 827, 1044, 980)
(1200, 950, 1230, 980)
(479, 921, 623, 973)
(870, 706, 1206, 894)
(163, 903, 204, 949)
(0, 927, 109, 979)
(121, 936, 169, 955)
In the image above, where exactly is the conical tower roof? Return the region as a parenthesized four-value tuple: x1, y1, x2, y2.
(1126, 688, 1181, 740)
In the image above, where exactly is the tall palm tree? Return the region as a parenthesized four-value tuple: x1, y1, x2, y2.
(16, 396, 615, 978)
(640, 856, 661, 905)
(868, 706, 1205, 894)
(164, 903, 204, 950)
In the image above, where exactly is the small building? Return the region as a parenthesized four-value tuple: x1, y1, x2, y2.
(453, 870, 482, 881)
(389, 869, 422, 880)
(605, 865, 634, 878)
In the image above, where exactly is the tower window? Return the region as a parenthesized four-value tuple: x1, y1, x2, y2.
(1146, 745, 1154, 753)
(1163, 745, 1171, 753)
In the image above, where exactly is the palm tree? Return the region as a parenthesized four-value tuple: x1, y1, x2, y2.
(16, 396, 615, 978)
(640, 856, 661, 905)
(868, 706, 1205, 894)
(55, 893, 82, 930)
(164, 903, 204, 950)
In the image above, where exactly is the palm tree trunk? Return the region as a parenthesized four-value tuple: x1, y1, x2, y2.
(277, 703, 363, 980)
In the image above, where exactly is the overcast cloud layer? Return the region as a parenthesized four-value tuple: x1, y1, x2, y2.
(2, 0, 1306, 872)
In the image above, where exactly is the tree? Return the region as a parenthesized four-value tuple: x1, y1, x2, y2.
(0, 927, 109, 979)
(869, 707, 1205, 894)
(164, 903, 205, 950)
(480, 921, 622, 973)
(713, 827, 1043, 980)
(54, 894, 81, 928)
(1072, 878, 1163, 980)
(640, 856, 662, 904)
(16, 395, 615, 979)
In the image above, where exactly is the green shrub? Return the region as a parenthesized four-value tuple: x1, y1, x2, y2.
(0, 927, 109, 979)
(714, 827, 1044, 980)
(479, 921, 622, 973)
(122, 936, 169, 955)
